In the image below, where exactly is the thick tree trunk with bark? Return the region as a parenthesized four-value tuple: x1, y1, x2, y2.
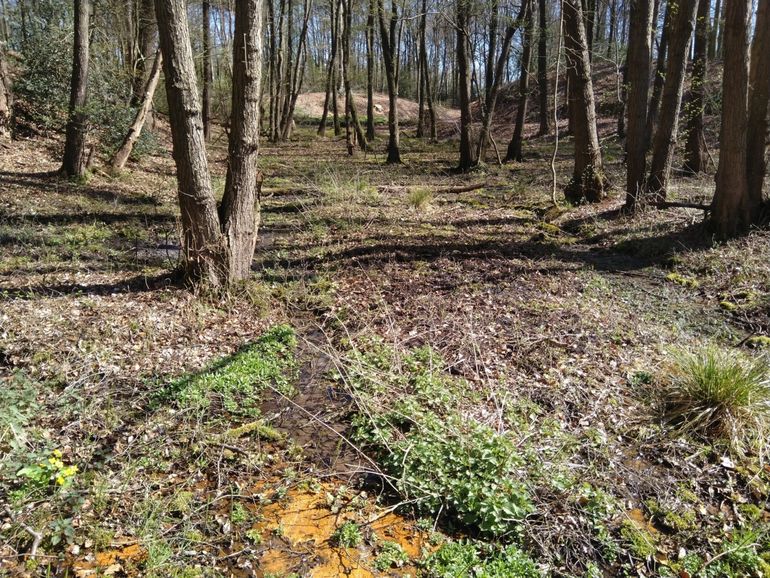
(155, 0, 228, 286)
(563, 0, 606, 202)
(683, 0, 709, 175)
(61, 0, 90, 179)
(624, 0, 653, 211)
(506, 0, 533, 162)
(219, 0, 264, 281)
(644, 0, 698, 202)
(537, 0, 550, 135)
(711, 0, 755, 237)
(110, 48, 162, 171)
(456, 0, 476, 171)
(378, 0, 401, 163)
(202, 0, 212, 141)
(747, 0, 770, 206)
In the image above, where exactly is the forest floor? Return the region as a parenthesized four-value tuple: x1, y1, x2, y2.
(0, 121, 769, 578)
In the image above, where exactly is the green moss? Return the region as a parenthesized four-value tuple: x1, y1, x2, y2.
(666, 272, 700, 289)
(720, 301, 738, 311)
(746, 336, 770, 349)
(620, 520, 657, 559)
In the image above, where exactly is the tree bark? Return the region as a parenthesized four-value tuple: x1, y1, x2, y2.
(708, 0, 720, 60)
(0, 44, 11, 138)
(110, 48, 163, 171)
(711, 0, 755, 238)
(456, 0, 476, 171)
(683, 0, 709, 175)
(644, 0, 670, 151)
(624, 0, 653, 211)
(219, 0, 264, 282)
(61, 0, 91, 179)
(563, 0, 606, 202)
(506, 0, 534, 162)
(537, 0, 550, 135)
(155, 0, 228, 286)
(366, 0, 376, 141)
(202, 0, 212, 141)
(419, 0, 437, 141)
(644, 0, 698, 203)
(130, 0, 157, 107)
(318, 0, 338, 136)
(378, 0, 401, 163)
(340, 0, 366, 153)
(746, 0, 770, 208)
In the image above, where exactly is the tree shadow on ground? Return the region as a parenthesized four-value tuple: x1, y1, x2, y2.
(0, 272, 181, 300)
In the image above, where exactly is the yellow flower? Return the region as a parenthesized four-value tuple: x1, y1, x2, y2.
(56, 475, 65, 486)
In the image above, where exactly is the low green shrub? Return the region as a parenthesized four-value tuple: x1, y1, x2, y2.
(423, 541, 540, 578)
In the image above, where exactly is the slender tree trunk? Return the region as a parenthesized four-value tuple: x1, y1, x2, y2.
(366, 0, 376, 140)
(746, 0, 770, 207)
(318, 0, 338, 136)
(61, 0, 91, 179)
(202, 0, 212, 140)
(219, 0, 265, 281)
(563, 0, 606, 202)
(486, 0, 499, 96)
(711, 0, 754, 237)
(420, 0, 437, 142)
(378, 0, 401, 163)
(617, 59, 627, 138)
(644, 0, 670, 150)
(683, 0, 709, 175)
(110, 48, 163, 171)
(708, 0, 720, 60)
(131, 0, 157, 106)
(0, 45, 12, 138)
(280, 0, 312, 141)
(537, 0, 550, 135)
(644, 0, 698, 202)
(154, 0, 228, 286)
(715, 0, 725, 58)
(624, 0, 653, 211)
(507, 0, 534, 162)
(456, 0, 476, 171)
(341, 0, 366, 152)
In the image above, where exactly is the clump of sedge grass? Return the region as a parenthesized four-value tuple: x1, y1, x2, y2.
(661, 347, 770, 452)
(407, 188, 433, 211)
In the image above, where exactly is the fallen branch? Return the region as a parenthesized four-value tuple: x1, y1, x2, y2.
(654, 201, 711, 211)
(4, 507, 43, 559)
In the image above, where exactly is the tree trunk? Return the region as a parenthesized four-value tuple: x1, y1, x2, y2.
(644, 0, 698, 203)
(506, 0, 534, 162)
(219, 0, 265, 281)
(456, 0, 476, 171)
(155, 0, 228, 286)
(708, 0, 720, 60)
(563, 0, 606, 202)
(746, 0, 770, 208)
(318, 0, 338, 136)
(537, 0, 550, 135)
(624, 0, 653, 211)
(683, 0, 709, 175)
(644, 0, 670, 150)
(341, 0, 366, 152)
(110, 48, 163, 171)
(378, 0, 401, 163)
(130, 0, 157, 107)
(202, 0, 212, 140)
(0, 44, 11, 138)
(419, 0, 437, 142)
(366, 0, 376, 141)
(61, 0, 91, 179)
(711, 0, 755, 237)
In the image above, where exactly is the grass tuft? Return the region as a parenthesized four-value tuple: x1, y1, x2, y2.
(660, 347, 770, 450)
(407, 188, 433, 211)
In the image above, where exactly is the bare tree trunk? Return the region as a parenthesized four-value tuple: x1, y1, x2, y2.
(378, 0, 401, 163)
(747, 0, 770, 207)
(711, 0, 754, 237)
(340, 0, 366, 152)
(644, 0, 698, 202)
(202, 0, 212, 140)
(563, 0, 606, 202)
(219, 0, 265, 281)
(420, 0, 437, 142)
(537, 0, 550, 135)
(280, 0, 312, 141)
(131, 0, 157, 106)
(456, 0, 476, 171)
(486, 0, 499, 96)
(644, 1, 670, 150)
(61, 0, 91, 179)
(683, 0, 709, 175)
(0, 44, 11, 138)
(624, 0, 653, 211)
(318, 0, 338, 136)
(110, 48, 162, 171)
(366, 0, 376, 141)
(506, 0, 534, 162)
(155, 0, 228, 286)
(708, 0, 720, 60)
